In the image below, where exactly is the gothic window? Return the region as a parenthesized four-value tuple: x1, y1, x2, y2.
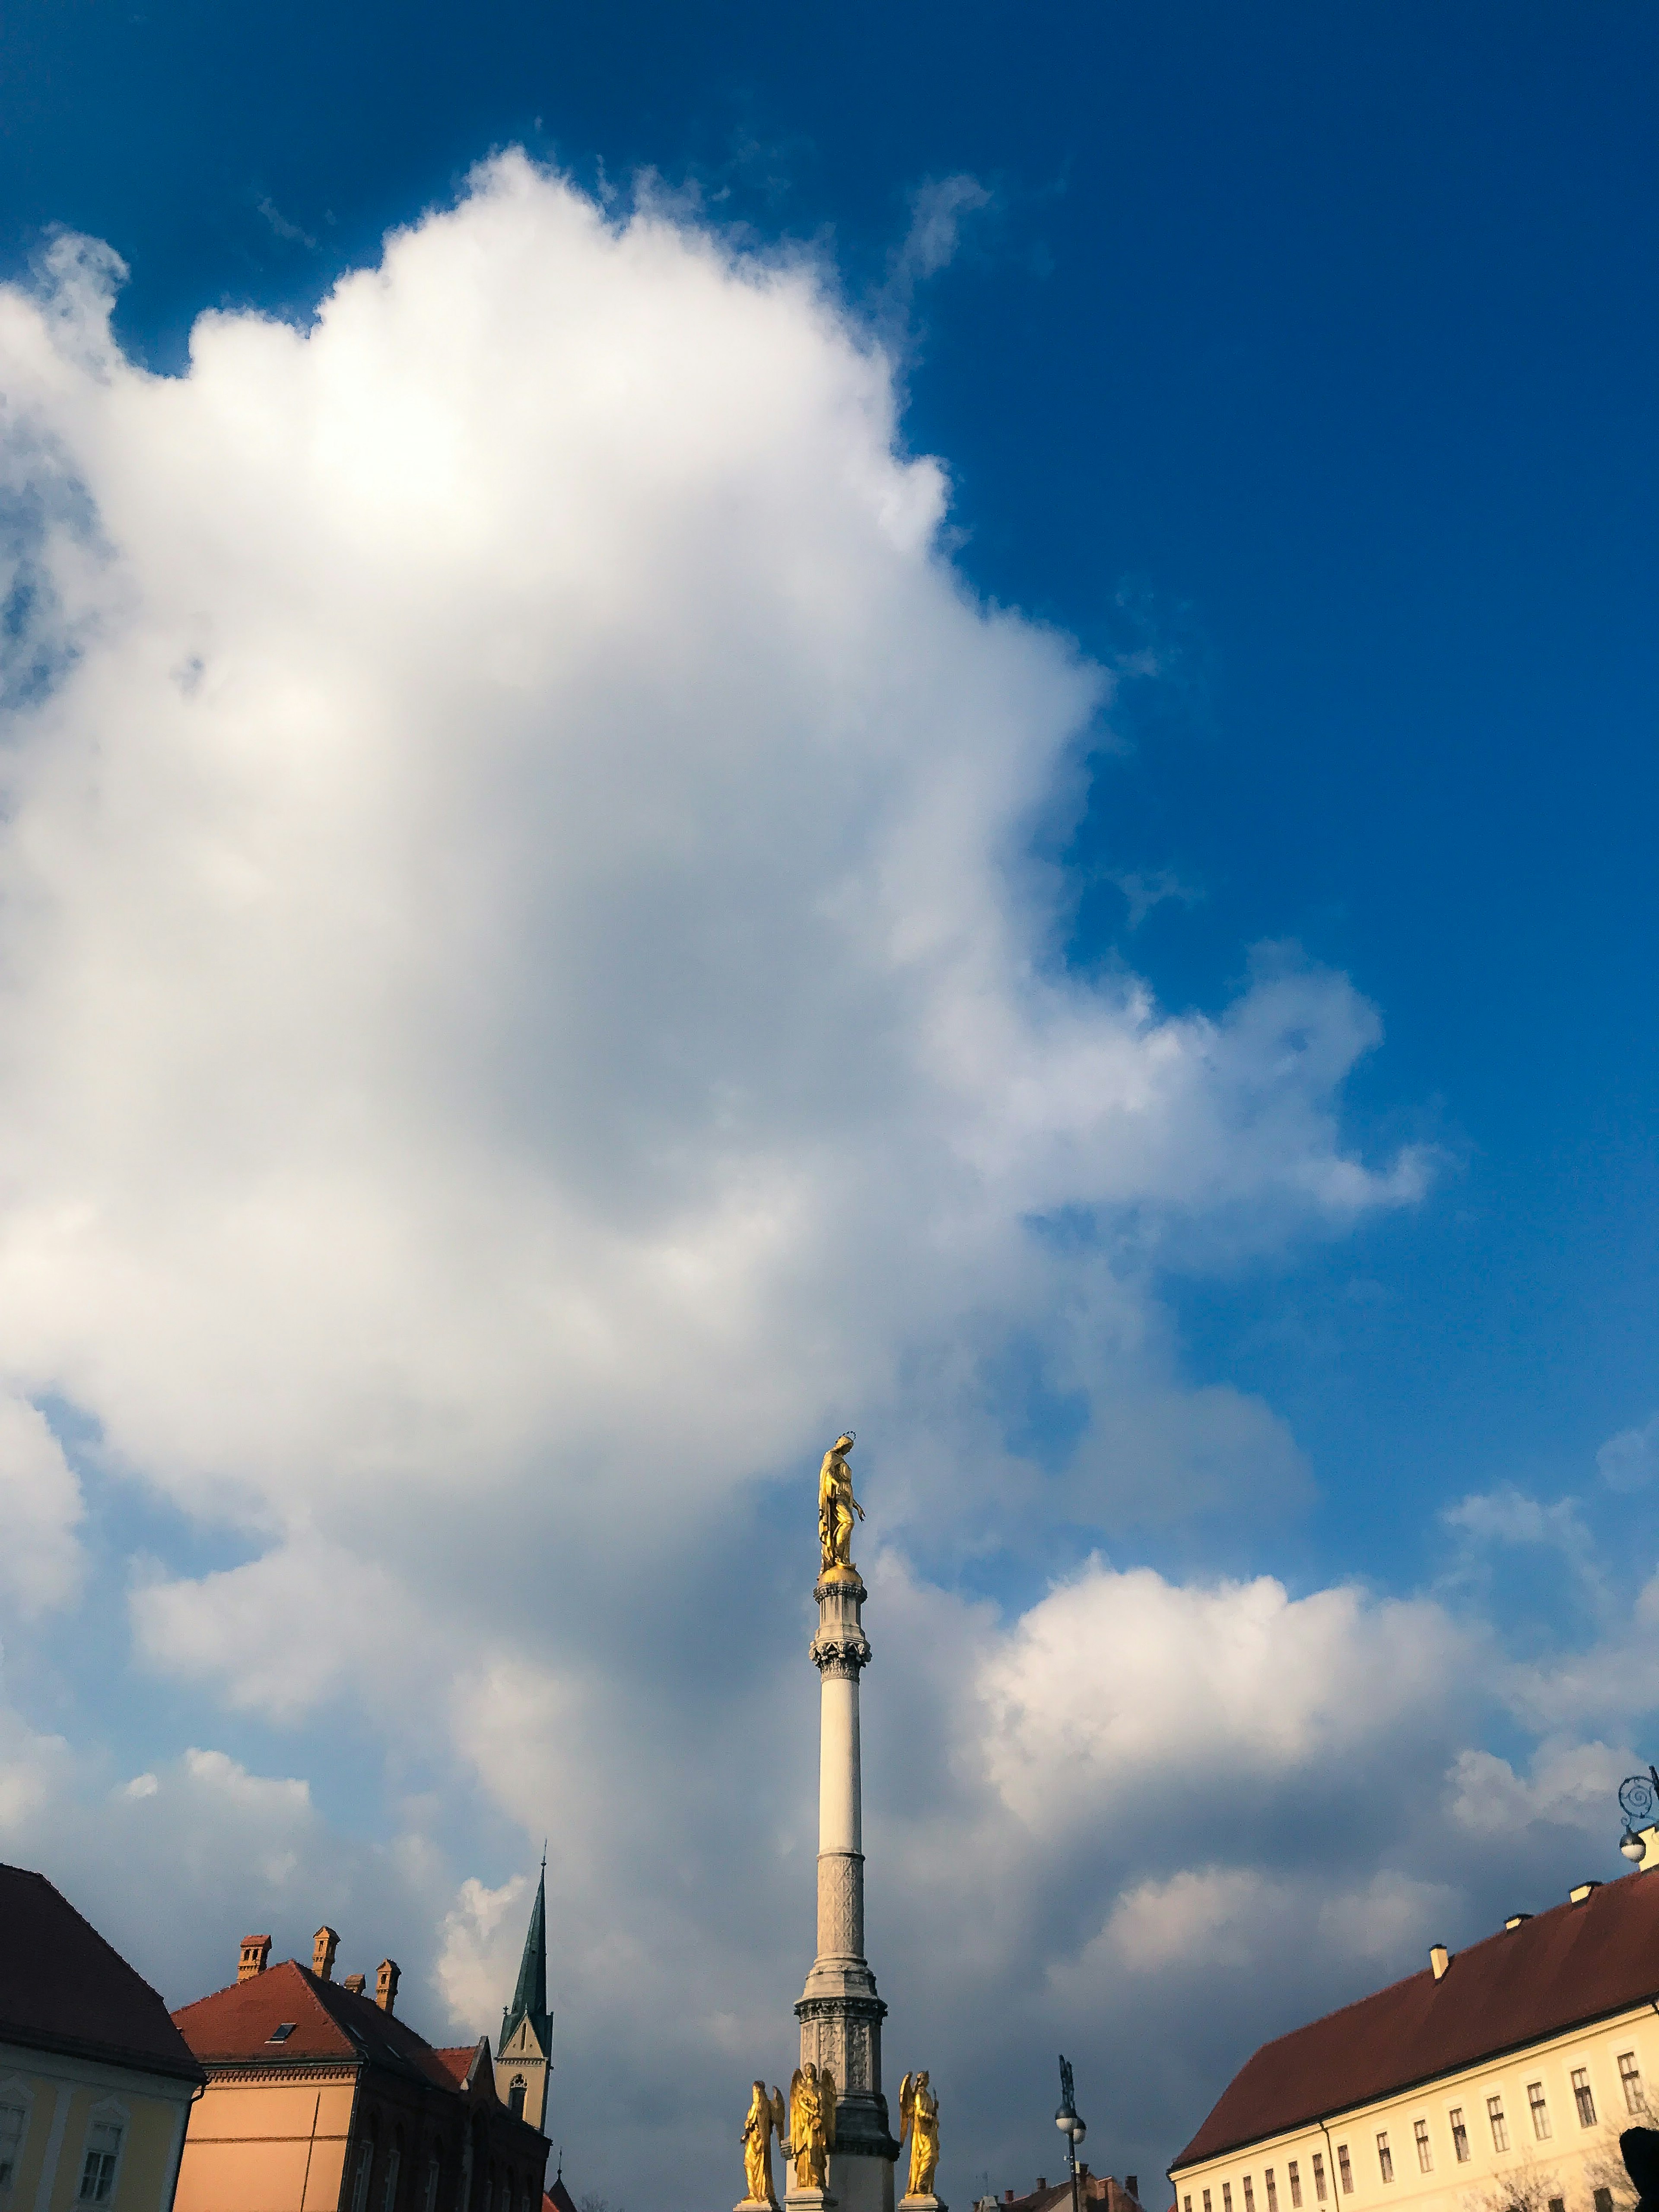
(351, 2141, 374, 2212)
(381, 2146, 400, 2212)
(510, 2078, 527, 2119)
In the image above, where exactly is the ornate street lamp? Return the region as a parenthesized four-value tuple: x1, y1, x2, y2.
(1618, 1765, 1659, 1864)
(1055, 2056, 1087, 2212)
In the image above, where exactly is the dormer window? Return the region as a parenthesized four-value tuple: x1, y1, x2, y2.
(268, 2024, 296, 2044)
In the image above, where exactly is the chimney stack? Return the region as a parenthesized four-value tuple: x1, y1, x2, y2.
(1429, 1943, 1450, 1980)
(238, 1935, 273, 1982)
(376, 1958, 401, 2015)
(342, 1973, 366, 1994)
(312, 1926, 340, 1980)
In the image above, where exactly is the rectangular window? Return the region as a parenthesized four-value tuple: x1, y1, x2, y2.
(1245, 2179, 1256, 2212)
(1572, 2068, 1597, 2128)
(1312, 2154, 1327, 2203)
(1414, 2122, 1432, 2174)
(1184, 2199, 1192, 2212)
(78, 2123, 122, 2205)
(1267, 2170, 1278, 2212)
(1528, 2082, 1551, 2140)
(1224, 2184, 1234, 2212)
(1620, 2053, 1646, 2114)
(1449, 2110, 1469, 2164)
(0, 2101, 27, 2187)
(1288, 2166, 1301, 2210)
(1376, 2134, 1393, 2183)
(1487, 2097, 1508, 2153)
(1337, 2147, 1352, 2196)
(1202, 2193, 1211, 2212)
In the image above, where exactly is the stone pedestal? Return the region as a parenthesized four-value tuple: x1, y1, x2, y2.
(797, 1567, 899, 2212)
(786, 2188, 838, 2212)
(899, 2195, 948, 2212)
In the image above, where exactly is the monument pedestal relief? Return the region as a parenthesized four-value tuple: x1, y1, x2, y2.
(737, 1433, 938, 2212)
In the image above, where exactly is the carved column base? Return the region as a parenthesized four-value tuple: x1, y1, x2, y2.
(785, 2187, 837, 2212)
(899, 2196, 948, 2212)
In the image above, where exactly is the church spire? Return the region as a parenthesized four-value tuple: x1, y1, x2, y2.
(500, 1851, 551, 2056)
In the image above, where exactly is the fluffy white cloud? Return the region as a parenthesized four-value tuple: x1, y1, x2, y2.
(0, 1393, 83, 1614)
(1599, 1414, 1659, 1493)
(0, 153, 1462, 2210)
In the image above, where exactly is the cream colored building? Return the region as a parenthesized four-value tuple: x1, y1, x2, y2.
(0, 1862, 204, 2212)
(1170, 1846, 1659, 2212)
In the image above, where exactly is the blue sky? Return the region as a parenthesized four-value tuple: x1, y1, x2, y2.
(0, 4, 1654, 2206)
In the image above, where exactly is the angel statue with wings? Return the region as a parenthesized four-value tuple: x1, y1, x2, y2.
(787, 2061, 837, 2193)
(741, 2081, 789, 2208)
(899, 2072, 941, 2202)
(818, 1433, 863, 1575)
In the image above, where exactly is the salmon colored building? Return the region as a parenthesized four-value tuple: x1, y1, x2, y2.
(171, 1926, 548, 2212)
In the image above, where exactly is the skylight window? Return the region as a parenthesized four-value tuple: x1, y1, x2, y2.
(267, 2024, 296, 2044)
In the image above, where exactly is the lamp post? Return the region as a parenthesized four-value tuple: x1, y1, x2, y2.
(1618, 1766, 1659, 1865)
(1055, 2056, 1087, 2212)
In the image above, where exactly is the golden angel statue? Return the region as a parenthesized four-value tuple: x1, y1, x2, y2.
(899, 2072, 940, 2201)
(787, 2061, 837, 2192)
(818, 1433, 863, 1575)
(741, 2081, 789, 2208)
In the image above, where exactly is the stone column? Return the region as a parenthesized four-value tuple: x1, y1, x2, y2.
(795, 1567, 898, 2212)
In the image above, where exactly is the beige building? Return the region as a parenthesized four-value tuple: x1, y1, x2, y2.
(1170, 1845, 1659, 2212)
(0, 1861, 206, 2212)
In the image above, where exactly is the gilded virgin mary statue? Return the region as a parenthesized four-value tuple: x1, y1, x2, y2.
(818, 1433, 863, 1575)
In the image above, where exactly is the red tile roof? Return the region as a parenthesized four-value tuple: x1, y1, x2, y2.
(174, 1959, 492, 2099)
(1173, 1869, 1659, 2170)
(0, 1863, 204, 2085)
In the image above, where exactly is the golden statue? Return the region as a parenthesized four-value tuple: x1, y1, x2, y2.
(787, 2061, 837, 2192)
(818, 1433, 863, 1576)
(741, 2081, 788, 2208)
(899, 2072, 940, 2201)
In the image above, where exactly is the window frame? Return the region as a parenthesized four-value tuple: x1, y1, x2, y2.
(1311, 2152, 1327, 2203)
(1336, 2145, 1352, 2197)
(0, 2080, 34, 2192)
(1619, 2052, 1645, 2115)
(1287, 2162, 1301, 2209)
(1571, 2068, 1597, 2128)
(1486, 2094, 1509, 2153)
(1448, 2109, 1470, 2164)
(1244, 2177, 1255, 2212)
(75, 2100, 129, 2208)
(1265, 2167, 1278, 2212)
(1413, 2121, 1432, 2175)
(1527, 2081, 1551, 2141)
(1376, 2133, 1393, 2184)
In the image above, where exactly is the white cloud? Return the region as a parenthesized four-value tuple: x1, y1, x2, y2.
(0, 151, 1459, 2209)
(0, 1395, 83, 1615)
(1599, 1414, 1659, 1493)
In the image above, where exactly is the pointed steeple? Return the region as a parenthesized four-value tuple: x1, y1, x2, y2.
(500, 1851, 552, 2058)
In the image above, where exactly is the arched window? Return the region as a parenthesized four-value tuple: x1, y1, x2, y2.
(381, 2137, 401, 2212)
(509, 2077, 527, 2120)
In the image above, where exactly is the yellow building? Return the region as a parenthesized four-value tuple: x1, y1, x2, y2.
(0, 1861, 205, 2212)
(1170, 1847, 1659, 2212)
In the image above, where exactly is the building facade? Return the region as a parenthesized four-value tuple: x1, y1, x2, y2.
(1170, 1854, 1659, 2212)
(0, 1862, 206, 2212)
(171, 1926, 548, 2212)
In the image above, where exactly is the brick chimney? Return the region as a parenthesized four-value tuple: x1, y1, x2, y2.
(342, 1973, 367, 1994)
(312, 1926, 340, 1981)
(238, 1935, 273, 1982)
(376, 1958, 401, 2015)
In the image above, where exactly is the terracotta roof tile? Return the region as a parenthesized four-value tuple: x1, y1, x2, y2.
(1172, 1869, 1659, 2170)
(0, 1863, 204, 2084)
